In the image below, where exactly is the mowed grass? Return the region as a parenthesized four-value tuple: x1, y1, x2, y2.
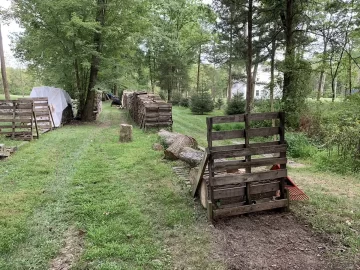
(290, 167, 360, 254)
(0, 105, 223, 269)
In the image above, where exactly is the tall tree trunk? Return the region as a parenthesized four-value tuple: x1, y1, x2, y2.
(196, 44, 201, 92)
(317, 39, 328, 101)
(246, 0, 253, 113)
(281, 0, 295, 101)
(270, 39, 276, 130)
(227, 23, 233, 102)
(0, 24, 10, 100)
(148, 48, 154, 93)
(82, 0, 106, 121)
(251, 52, 259, 105)
(348, 49, 352, 95)
(317, 71, 326, 100)
(113, 84, 118, 96)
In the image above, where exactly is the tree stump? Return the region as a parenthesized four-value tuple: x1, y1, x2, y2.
(119, 124, 133, 142)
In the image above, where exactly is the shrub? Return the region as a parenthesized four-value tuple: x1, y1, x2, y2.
(215, 98, 224, 110)
(213, 123, 244, 131)
(179, 97, 189, 107)
(286, 132, 317, 159)
(190, 92, 214, 115)
(171, 92, 182, 106)
(225, 93, 246, 115)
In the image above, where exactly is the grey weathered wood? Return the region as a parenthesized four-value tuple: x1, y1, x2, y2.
(211, 130, 245, 141)
(210, 141, 281, 152)
(213, 169, 287, 187)
(213, 181, 280, 200)
(213, 199, 288, 218)
(211, 144, 287, 159)
(249, 112, 280, 121)
(191, 149, 210, 197)
(248, 127, 280, 138)
(211, 114, 245, 124)
(213, 157, 287, 171)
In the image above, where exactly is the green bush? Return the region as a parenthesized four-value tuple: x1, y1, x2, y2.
(190, 92, 214, 115)
(215, 98, 224, 110)
(171, 92, 182, 106)
(226, 93, 246, 115)
(286, 132, 317, 159)
(179, 97, 189, 107)
(213, 123, 244, 131)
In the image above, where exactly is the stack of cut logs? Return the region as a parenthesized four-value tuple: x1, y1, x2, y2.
(122, 91, 172, 130)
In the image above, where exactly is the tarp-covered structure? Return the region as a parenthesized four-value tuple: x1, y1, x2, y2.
(30, 86, 73, 127)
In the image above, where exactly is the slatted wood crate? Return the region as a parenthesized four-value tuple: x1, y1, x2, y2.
(205, 112, 289, 221)
(122, 91, 172, 130)
(19, 97, 55, 132)
(0, 99, 38, 140)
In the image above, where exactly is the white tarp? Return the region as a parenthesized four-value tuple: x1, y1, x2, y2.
(30, 86, 72, 127)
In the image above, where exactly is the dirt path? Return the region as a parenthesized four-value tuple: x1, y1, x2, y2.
(210, 211, 354, 270)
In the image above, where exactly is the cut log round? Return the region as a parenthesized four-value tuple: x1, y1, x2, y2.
(119, 124, 133, 142)
(199, 178, 207, 209)
(158, 129, 181, 147)
(179, 147, 204, 167)
(164, 135, 197, 160)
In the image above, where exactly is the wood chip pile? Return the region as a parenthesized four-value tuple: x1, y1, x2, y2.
(122, 91, 172, 130)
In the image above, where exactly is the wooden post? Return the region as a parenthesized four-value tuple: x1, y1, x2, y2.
(119, 124, 133, 142)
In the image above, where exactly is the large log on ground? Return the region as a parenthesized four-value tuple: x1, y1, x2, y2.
(158, 129, 181, 147)
(164, 135, 197, 160)
(179, 147, 204, 167)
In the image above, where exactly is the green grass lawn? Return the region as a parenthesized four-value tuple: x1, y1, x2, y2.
(0, 105, 223, 270)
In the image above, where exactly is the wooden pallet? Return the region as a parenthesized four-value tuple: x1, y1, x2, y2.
(202, 112, 289, 221)
(19, 97, 55, 135)
(0, 100, 38, 141)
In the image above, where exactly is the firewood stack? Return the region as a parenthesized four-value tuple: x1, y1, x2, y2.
(122, 91, 172, 130)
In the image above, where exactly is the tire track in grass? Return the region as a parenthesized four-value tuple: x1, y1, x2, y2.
(0, 124, 104, 270)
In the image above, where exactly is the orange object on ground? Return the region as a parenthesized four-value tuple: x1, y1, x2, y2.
(271, 164, 309, 201)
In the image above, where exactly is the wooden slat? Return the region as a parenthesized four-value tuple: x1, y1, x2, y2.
(0, 104, 33, 109)
(249, 112, 281, 121)
(0, 112, 33, 116)
(210, 141, 281, 152)
(213, 169, 287, 186)
(0, 131, 32, 135)
(211, 114, 245, 124)
(211, 130, 245, 141)
(0, 125, 28, 129)
(248, 127, 280, 138)
(213, 181, 280, 200)
(213, 199, 288, 218)
(212, 144, 287, 159)
(192, 149, 210, 197)
(213, 157, 288, 171)
(0, 119, 32, 123)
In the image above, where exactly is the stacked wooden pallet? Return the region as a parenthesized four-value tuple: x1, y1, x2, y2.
(19, 97, 54, 132)
(122, 91, 172, 130)
(0, 99, 38, 140)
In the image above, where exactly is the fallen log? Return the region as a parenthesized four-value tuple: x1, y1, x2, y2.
(179, 147, 204, 167)
(158, 129, 181, 147)
(164, 135, 197, 160)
